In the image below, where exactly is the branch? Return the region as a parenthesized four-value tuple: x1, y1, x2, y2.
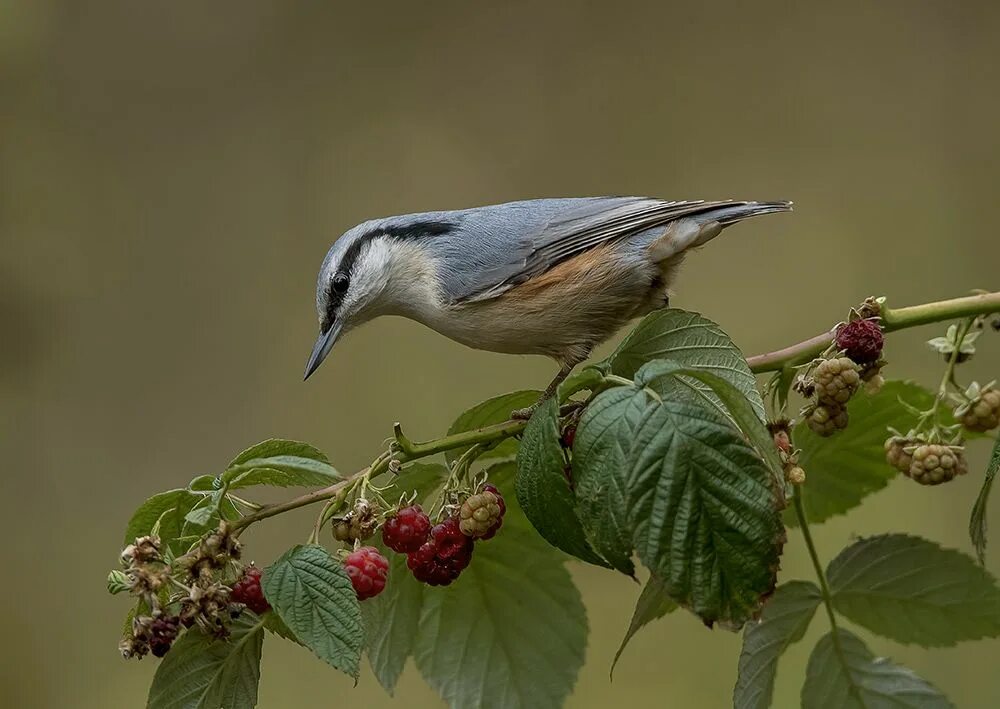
(747, 291, 1000, 373)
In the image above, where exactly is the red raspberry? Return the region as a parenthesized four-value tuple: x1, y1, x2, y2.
(344, 546, 389, 600)
(561, 424, 576, 449)
(479, 483, 506, 540)
(381, 504, 432, 553)
(406, 517, 474, 586)
(149, 615, 180, 658)
(230, 565, 270, 615)
(835, 319, 884, 364)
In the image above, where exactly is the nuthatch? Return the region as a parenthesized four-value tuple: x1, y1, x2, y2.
(305, 197, 791, 414)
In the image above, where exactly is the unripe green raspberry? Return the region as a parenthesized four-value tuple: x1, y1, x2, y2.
(957, 388, 1000, 433)
(884, 436, 917, 473)
(907, 443, 968, 485)
(814, 357, 861, 407)
(806, 403, 849, 437)
(459, 491, 503, 538)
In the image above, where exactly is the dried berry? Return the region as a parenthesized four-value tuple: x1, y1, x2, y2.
(382, 504, 432, 553)
(344, 546, 389, 600)
(835, 319, 884, 363)
(149, 615, 181, 658)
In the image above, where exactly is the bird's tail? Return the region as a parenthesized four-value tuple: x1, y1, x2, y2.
(699, 200, 793, 226)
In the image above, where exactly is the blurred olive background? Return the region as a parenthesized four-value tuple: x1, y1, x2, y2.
(3, 1, 1000, 707)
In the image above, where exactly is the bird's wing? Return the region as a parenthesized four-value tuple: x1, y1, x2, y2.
(446, 196, 738, 303)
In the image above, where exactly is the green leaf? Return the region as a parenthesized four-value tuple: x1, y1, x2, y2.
(445, 390, 540, 465)
(516, 397, 609, 567)
(606, 308, 766, 423)
(107, 569, 130, 595)
(826, 533, 1000, 646)
(790, 381, 935, 526)
(635, 359, 785, 482)
(377, 462, 448, 503)
(573, 386, 651, 576)
(147, 614, 265, 709)
(262, 544, 363, 678)
(970, 435, 1000, 564)
(185, 492, 222, 526)
(223, 439, 338, 489)
(801, 629, 952, 709)
(124, 489, 202, 553)
(734, 581, 822, 709)
(361, 553, 425, 694)
(413, 465, 588, 709)
(627, 395, 785, 628)
(262, 611, 301, 646)
(611, 573, 677, 675)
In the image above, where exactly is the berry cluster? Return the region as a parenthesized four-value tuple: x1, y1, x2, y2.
(885, 437, 969, 486)
(407, 517, 475, 586)
(797, 313, 886, 438)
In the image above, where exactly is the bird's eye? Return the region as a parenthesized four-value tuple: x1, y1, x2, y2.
(332, 273, 350, 295)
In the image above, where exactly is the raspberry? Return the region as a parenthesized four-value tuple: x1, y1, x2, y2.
(835, 319, 884, 364)
(344, 546, 389, 600)
(907, 443, 968, 485)
(957, 387, 1000, 433)
(784, 465, 806, 485)
(231, 565, 270, 615)
(478, 483, 506, 540)
(884, 436, 917, 474)
(813, 357, 861, 407)
(459, 491, 504, 538)
(806, 403, 849, 437)
(149, 615, 180, 658)
(382, 504, 432, 553)
(561, 425, 576, 449)
(406, 517, 474, 586)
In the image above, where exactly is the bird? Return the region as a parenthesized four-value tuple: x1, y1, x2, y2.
(304, 196, 791, 416)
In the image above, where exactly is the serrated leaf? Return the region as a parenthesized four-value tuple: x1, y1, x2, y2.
(970, 436, 1000, 564)
(627, 396, 785, 628)
(734, 580, 822, 709)
(147, 614, 265, 709)
(606, 308, 766, 423)
(790, 381, 935, 526)
(826, 533, 1000, 646)
(516, 397, 609, 567)
(611, 573, 677, 675)
(185, 492, 222, 526)
(377, 462, 448, 503)
(262, 611, 301, 646)
(124, 489, 203, 554)
(107, 569, 130, 595)
(801, 629, 952, 709)
(262, 544, 363, 677)
(222, 439, 338, 489)
(573, 386, 651, 576)
(635, 359, 785, 482)
(361, 552, 425, 694)
(445, 390, 540, 465)
(229, 438, 330, 466)
(413, 465, 588, 709)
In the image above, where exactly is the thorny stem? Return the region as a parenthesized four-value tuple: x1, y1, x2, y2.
(747, 291, 1000, 373)
(793, 492, 864, 706)
(234, 289, 1000, 535)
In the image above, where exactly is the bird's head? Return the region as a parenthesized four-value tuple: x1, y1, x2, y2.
(303, 216, 455, 380)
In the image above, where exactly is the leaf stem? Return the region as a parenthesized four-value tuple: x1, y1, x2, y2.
(747, 291, 1000, 373)
(793, 492, 865, 706)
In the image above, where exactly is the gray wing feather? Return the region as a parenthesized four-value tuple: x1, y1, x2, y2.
(444, 197, 738, 303)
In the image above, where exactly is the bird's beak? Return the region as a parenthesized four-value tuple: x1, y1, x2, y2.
(303, 322, 342, 381)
